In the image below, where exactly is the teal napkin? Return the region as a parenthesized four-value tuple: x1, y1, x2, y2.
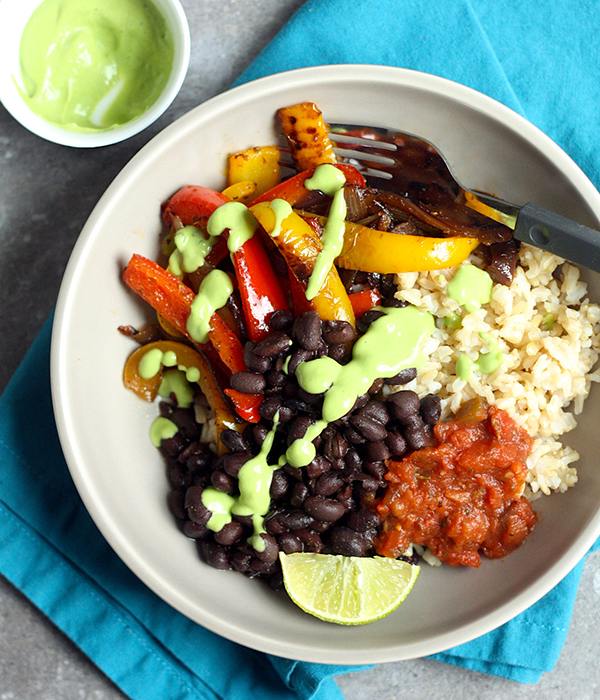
(2, 0, 600, 697)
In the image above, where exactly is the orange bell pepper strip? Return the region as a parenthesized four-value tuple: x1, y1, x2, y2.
(163, 186, 290, 342)
(335, 221, 480, 273)
(123, 341, 242, 451)
(122, 254, 246, 374)
(250, 164, 365, 207)
(250, 202, 355, 327)
(278, 102, 337, 171)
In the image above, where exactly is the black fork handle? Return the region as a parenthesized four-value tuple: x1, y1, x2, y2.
(514, 203, 600, 273)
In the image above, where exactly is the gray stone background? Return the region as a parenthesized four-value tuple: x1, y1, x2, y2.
(1, 1, 599, 698)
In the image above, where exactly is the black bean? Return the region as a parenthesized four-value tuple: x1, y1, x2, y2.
(184, 486, 211, 525)
(230, 371, 266, 395)
(359, 400, 390, 425)
(234, 514, 254, 528)
(278, 532, 303, 554)
(264, 510, 288, 536)
(311, 520, 333, 533)
(244, 342, 272, 373)
(352, 393, 370, 412)
(214, 521, 244, 546)
(384, 367, 417, 385)
(222, 451, 252, 478)
(269, 309, 294, 330)
(328, 526, 371, 557)
(168, 464, 189, 489)
(268, 571, 285, 591)
(336, 484, 354, 511)
(387, 390, 420, 422)
(368, 378, 385, 394)
(168, 489, 186, 520)
(249, 557, 277, 574)
(344, 449, 363, 473)
(182, 520, 209, 539)
(365, 441, 391, 462)
(230, 548, 252, 573)
(364, 460, 387, 480)
(286, 348, 313, 375)
(292, 311, 322, 351)
(346, 509, 381, 533)
(265, 368, 287, 388)
(270, 469, 290, 499)
(286, 414, 315, 445)
(385, 429, 408, 458)
(258, 396, 283, 421)
(281, 510, 315, 531)
(304, 495, 346, 522)
(327, 343, 346, 362)
(344, 425, 367, 444)
(254, 533, 279, 563)
(315, 472, 344, 497)
(420, 393, 442, 424)
(356, 474, 380, 494)
(211, 469, 235, 494)
(169, 408, 202, 441)
(322, 320, 356, 344)
(357, 309, 385, 334)
(283, 463, 305, 481)
(160, 432, 188, 458)
(252, 422, 269, 446)
(253, 330, 292, 357)
(220, 429, 250, 453)
(290, 482, 310, 508)
(323, 432, 349, 461)
(200, 541, 231, 569)
(403, 415, 429, 451)
(350, 413, 388, 441)
(296, 529, 323, 553)
(306, 455, 330, 479)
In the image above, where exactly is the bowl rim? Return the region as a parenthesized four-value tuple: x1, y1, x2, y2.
(0, 0, 191, 148)
(51, 64, 600, 663)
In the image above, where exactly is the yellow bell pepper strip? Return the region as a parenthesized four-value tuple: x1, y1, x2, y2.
(250, 202, 355, 326)
(335, 221, 480, 273)
(250, 164, 365, 207)
(123, 340, 242, 451)
(227, 146, 280, 200)
(221, 180, 256, 204)
(278, 102, 337, 171)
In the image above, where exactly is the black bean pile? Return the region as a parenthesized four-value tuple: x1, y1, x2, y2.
(158, 304, 441, 591)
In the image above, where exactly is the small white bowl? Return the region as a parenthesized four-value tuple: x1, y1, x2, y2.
(0, 0, 190, 147)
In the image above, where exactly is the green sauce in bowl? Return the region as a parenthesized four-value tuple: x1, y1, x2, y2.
(18, 0, 174, 132)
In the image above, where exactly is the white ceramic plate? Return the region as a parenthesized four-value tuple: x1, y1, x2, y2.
(51, 65, 600, 664)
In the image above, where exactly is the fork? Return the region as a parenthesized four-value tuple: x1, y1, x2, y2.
(282, 123, 600, 274)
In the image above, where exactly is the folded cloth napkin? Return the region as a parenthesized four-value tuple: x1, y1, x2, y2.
(2, 0, 600, 697)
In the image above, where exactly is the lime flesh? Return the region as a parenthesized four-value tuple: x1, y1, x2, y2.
(279, 552, 420, 625)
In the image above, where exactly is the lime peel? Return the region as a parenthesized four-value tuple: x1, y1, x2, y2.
(279, 552, 420, 625)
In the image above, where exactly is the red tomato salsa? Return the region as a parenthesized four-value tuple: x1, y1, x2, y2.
(374, 397, 537, 567)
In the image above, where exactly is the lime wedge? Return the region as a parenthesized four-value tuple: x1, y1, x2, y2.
(279, 552, 420, 625)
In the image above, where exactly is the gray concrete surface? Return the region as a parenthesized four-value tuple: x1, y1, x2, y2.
(1, 1, 600, 698)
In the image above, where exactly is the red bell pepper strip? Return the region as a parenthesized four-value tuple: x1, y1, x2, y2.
(223, 388, 263, 423)
(163, 185, 290, 342)
(122, 254, 245, 374)
(348, 288, 381, 317)
(231, 234, 290, 341)
(249, 163, 366, 207)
